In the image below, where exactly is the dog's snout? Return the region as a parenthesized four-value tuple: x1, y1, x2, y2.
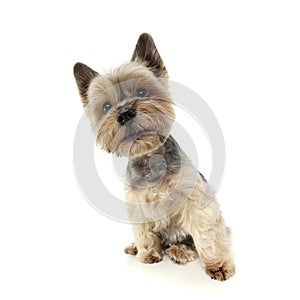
(117, 108, 136, 125)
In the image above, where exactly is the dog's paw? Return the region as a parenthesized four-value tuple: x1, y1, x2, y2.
(138, 249, 162, 264)
(205, 260, 235, 281)
(165, 244, 198, 264)
(124, 243, 138, 255)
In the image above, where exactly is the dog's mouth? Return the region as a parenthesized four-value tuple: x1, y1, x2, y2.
(120, 129, 154, 144)
(110, 122, 171, 156)
(110, 112, 173, 156)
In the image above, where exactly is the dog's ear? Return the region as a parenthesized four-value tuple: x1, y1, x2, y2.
(131, 33, 168, 78)
(73, 62, 99, 105)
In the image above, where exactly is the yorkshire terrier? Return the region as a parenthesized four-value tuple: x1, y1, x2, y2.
(73, 33, 235, 281)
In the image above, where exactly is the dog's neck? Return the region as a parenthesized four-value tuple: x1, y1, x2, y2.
(126, 135, 182, 188)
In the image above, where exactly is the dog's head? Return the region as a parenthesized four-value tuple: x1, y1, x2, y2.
(74, 33, 175, 157)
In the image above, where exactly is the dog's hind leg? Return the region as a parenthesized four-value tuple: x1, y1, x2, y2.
(183, 197, 235, 281)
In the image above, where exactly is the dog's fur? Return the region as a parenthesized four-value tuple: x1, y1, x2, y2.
(74, 33, 235, 281)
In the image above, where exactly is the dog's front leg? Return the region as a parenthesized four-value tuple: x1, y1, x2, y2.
(132, 223, 162, 264)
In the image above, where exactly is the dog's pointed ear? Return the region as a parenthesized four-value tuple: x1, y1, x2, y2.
(73, 62, 99, 105)
(131, 33, 168, 78)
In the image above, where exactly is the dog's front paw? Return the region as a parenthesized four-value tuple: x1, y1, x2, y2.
(205, 260, 235, 281)
(138, 249, 162, 264)
(124, 243, 138, 255)
(165, 244, 198, 264)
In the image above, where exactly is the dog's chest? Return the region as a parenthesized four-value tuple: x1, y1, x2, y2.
(126, 136, 182, 189)
(153, 218, 189, 246)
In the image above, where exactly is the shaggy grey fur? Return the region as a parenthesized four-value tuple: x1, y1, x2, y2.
(126, 135, 182, 188)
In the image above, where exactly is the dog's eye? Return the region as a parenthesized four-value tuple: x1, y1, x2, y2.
(103, 102, 112, 114)
(136, 88, 150, 98)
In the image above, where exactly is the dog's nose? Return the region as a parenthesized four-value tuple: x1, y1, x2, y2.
(116, 108, 136, 125)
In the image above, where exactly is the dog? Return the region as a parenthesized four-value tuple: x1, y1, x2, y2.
(73, 33, 235, 281)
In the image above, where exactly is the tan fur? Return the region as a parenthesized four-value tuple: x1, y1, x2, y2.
(85, 62, 174, 157)
(126, 173, 235, 280)
(165, 244, 198, 264)
(124, 243, 138, 255)
(74, 33, 235, 281)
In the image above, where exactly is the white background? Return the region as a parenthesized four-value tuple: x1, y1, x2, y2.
(1, 0, 300, 299)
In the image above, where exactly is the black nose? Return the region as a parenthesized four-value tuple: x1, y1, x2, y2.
(116, 108, 136, 125)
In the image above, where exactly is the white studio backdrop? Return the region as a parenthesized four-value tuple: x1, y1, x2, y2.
(0, 0, 300, 299)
